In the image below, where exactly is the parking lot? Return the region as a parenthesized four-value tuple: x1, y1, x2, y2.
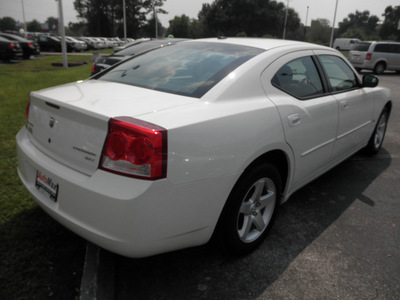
(80, 73, 400, 300)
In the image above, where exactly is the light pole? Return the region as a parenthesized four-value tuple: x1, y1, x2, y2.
(153, 2, 158, 38)
(21, 0, 27, 32)
(123, 0, 127, 40)
(304, 5, 309, 39)
(56, 0, 68, 69)
(282, 0, 289, 39)
(329, 0, 339, 48)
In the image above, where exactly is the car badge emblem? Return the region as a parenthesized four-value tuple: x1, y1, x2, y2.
(49, 117, 55, 128)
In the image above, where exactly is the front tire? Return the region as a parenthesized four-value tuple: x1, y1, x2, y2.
(364, 108, 389, 155)
(217, 162, 281, 255)
(373, 62, 386, 75)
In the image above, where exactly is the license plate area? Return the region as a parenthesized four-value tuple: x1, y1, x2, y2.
(35, 170, 59, 202)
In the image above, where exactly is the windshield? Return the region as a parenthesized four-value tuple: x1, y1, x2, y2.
(351, 42, 371, 52)
(97, 41, 264, 98)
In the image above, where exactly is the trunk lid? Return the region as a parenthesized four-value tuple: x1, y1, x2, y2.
(27, 80, 197, 175)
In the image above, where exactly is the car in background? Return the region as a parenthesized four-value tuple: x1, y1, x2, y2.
(91, 38, 188, 75)
(77, 37, 102, 50)
(0, 36, 23, 61)
(348, 41, 400, 74)
(333, 38, 361, 51)
(33, 36, 73, 52)
(0, 32, 39, 59)
(64, 37, 87, 52)
(17, 38, 392, 258)
(113, 38, 150, 52)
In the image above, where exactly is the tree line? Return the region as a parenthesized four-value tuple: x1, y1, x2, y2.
(0, 0, 399, 43)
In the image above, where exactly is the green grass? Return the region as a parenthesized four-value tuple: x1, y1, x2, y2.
(0, 56, 92, 299)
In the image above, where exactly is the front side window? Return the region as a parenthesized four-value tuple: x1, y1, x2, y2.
(318, 55, 358, 92)
(271, 56, 324, 99)
(97, 42, 264, 98)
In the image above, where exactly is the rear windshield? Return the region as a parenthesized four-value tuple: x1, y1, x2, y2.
(351, 43, 371, 52)
(97, 41, 264, 98)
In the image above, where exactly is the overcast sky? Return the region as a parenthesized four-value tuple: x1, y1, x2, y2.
(0, 0, 399, 32)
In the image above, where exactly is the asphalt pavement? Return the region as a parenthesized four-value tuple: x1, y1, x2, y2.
(82, 72, 400, 300)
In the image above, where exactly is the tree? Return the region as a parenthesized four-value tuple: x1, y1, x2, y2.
(168, 15, 191, 38)
(380, 6, 400, 41)
(45, 17, 59, 34)
(142, 15, 165, 37)
(198, 0, 300, 38)
(307, 19, 331, 45)
(73, 0, 166, 38)
(337, 10, 379, 40)
(27, 19, 42, 32)
(0, 17, 17, 31)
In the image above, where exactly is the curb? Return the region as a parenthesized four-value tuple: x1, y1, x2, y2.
(80, 242, 115, 300)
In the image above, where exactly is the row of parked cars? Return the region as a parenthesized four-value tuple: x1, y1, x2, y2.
(0, 31, 131, 61)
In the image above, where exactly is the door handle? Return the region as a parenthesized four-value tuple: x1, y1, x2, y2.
(340, 101, 349, 110)
(288, 114, 301, 127)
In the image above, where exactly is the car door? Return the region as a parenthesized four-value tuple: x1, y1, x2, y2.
(315, 51, 375, 160)
(261, 51, 339, 191)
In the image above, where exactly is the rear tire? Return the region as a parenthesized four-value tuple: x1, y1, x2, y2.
(364, 108, 389, 155)
(373, 62, 386, 75)
(216, 162, 281, 255)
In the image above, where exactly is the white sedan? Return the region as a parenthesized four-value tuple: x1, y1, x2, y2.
(17, 38, 392, 258)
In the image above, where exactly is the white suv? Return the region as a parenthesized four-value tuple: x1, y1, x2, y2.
(348, 41, 400, 74)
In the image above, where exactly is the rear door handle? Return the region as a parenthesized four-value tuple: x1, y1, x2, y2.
(288, 114, 301, 127)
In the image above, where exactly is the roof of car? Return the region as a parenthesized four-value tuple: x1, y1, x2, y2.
(191, 37, 328, 51)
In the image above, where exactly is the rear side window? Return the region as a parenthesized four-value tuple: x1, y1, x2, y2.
(351, 43, 371, 52)
(271, 56, 324, 99)
(98, 42, 264, 98)
(318, 55, 358, 92)
(374, 44, 391, 53)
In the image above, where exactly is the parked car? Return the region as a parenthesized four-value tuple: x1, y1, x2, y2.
(333, 38, 361, 51)
(34, 36, 74, 52)
(0, 32, 39, 58)
(77, 37, 102, 50)
(91, 38, 187, 75)
(0, 36, 23, 61)
(17, 38, 392, 258)
(348, 41, 400, 74)
(64, 37, 87, 52)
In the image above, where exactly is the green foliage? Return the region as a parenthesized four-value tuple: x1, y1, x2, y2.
(0, 56, 92, 299)
(27, 19, 42, 32)
(198, 0, 300, 38)
(0, 16, 17, 31)
(380, 6, 400, 41)
(168, 14, 191, 38)
(337, 10, 380, 41)
(73, 0, 166, 38)
(307, 19, 331, 45)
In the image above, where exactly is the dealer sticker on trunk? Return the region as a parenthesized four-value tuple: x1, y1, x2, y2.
(35, 171, 59, 202)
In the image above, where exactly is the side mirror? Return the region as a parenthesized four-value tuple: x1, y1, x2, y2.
(362, 74, 379, 88)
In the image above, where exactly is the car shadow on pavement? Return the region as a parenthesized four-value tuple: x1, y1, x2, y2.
(114, 149, 392, 300)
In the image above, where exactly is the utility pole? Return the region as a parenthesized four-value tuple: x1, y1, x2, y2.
(329, 0, 339, 48)
(304, 6, 309, 39)
(21, 0, 27, 32)
(153, 2, 158, 38)
(123, 0, 127, 40)
(56, 0, 68, 69)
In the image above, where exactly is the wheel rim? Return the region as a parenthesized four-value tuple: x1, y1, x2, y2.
(376, 64, 384, 74)
(237, 178, 276, 243)
(374, 112, 387, 149)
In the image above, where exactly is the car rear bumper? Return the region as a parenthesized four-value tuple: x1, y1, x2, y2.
(16, 127, 230, 257)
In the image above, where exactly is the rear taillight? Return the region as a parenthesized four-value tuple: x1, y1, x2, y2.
(25, 97, 31, 128)
(100, 117, 167, 180)
(366, 53, 372, 60)
(27, 41, 33, 47)
(91, 63, 96, 74)
(8, 43, 15, 49)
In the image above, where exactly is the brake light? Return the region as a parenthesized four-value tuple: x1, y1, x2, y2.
(91, 63, 96, 74)
(25, 97, 31, 128)
(366, 53, 372, 60)
(100, 117, 167, 180)
(27, 41, 33, 47)
(8, 43, 15, 49)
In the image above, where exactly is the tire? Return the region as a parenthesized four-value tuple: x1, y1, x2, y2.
(373, 62, 385, 75)
(216, 162, 281, 255)
(364, 108, 389, 155)
(336, 47, 340, 51)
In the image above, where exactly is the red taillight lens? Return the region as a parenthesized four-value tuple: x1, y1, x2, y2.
(9, 43, 15, 49)
(100, 117, 167, 180)
(25, 97, 31, 128)
(91, 63, 96, 74)
(27, 41, 33, 47)
(366, 53, 372, 60)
